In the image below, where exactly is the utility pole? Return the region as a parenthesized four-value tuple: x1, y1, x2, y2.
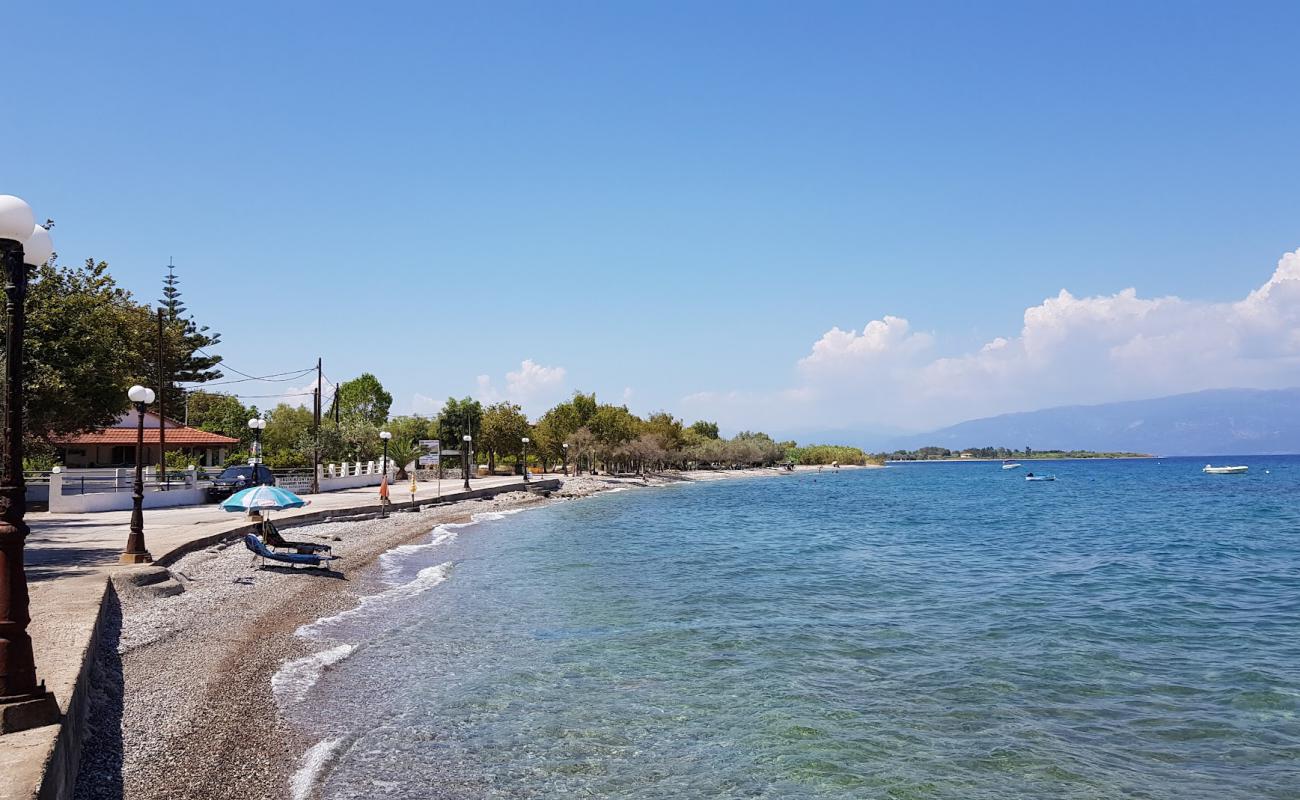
(156, 309, 166, 490)
(311, 357, 321, 494)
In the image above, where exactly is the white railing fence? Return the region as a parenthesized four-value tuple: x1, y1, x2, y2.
(45, 466, 208, 513)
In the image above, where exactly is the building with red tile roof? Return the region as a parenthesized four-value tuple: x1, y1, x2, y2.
(54, 410, 240, 467)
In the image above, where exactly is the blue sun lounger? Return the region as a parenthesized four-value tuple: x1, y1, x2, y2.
(244, 533, 337, 569)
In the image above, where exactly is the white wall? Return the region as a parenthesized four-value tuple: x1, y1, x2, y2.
(318, 462, 395, 492)
(47, 469, 207, 514)
(50, 486, 209, 513)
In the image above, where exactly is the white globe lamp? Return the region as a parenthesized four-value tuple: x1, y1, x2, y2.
(0, 195, 35, 243)
(22, 224, 53, 266)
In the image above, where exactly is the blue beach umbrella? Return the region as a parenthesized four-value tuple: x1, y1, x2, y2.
(221, 485, 310, 513)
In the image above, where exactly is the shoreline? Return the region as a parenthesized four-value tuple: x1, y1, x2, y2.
(74, 467, 824, 800)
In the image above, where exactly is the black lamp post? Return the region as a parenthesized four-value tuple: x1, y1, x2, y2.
(0, 195, 59, 733)
(521, 437, 530, 483)
(562, 442, 569, 477)
(462, 434, 472, 491)
(247, 417, 266, 472)
(121, 385, 156, 565)
(379, 430, 391, 517)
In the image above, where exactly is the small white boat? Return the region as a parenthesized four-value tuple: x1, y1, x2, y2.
(1025, 474, 1055, 482)
(1002, 462, 1022, 470)
(1203, 464, 1248, 474)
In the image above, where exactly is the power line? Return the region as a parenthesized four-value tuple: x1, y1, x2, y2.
(194, 346, 314, 382)
(181, 368, 316, 388)
(225, 391, 317, 399)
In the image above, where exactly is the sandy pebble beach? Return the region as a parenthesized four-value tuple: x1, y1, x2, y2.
(71, 467, 854, 800)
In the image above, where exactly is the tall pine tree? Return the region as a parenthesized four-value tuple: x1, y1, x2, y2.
(160, 262, 186, 318)
(149, 262, 224, 419)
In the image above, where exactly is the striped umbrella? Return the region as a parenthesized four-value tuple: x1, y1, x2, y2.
(221, 485, 310, 513)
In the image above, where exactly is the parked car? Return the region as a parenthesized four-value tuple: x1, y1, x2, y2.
(206, 464, 275, 502)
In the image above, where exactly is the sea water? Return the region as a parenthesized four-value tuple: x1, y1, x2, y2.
(283, 457, 1300, 799)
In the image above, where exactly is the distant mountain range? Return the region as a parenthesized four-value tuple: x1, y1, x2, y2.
(878, 388, 1300, 456)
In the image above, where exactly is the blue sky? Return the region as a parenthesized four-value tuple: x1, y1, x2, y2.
(7, 2, 1300, 437)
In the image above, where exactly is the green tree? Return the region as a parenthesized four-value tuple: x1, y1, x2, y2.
(688, 420, 720, 440)
(160, 264, 185, 318)
(263, 403, 314, 463)
(119, 263, 225, 416)
(588, 404, 640, 465)
(622, 433, 668, 474)
(387, 414, 434, 447)
(314, 422, 348, 464)
(786, 444, 872, 466)
(571, 391, 598, 426)
(185, 391, 253, 445)
(435, 396, 483, 451)
(731, 431, 783, 465)
(158, 262, 223, 390)
(337, 413, 382, 462)
(480, 401, 530, 472)
(15, 258, 142, 449)
(383, 437, 418, 480)
(643, 411, 684, 452)
(566, 427, 596, 475)
(329, 373, 392, 426)
(533, 402, 580, 467)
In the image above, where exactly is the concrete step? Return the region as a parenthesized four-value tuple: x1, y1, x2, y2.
(112, 566, 186, 598)
(118, 565, 171, 587)
(138, 578, 184, 598)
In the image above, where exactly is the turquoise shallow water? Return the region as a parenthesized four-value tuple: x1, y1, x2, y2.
(292, 458, 1300, 799)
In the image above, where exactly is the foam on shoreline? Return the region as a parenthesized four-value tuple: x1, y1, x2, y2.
(378, 522, 469, 578)
(296, 562, 453, 639)
(272, 643, 357, 705)
(379, 507, 531, 580)
(289, 737, 345, 800)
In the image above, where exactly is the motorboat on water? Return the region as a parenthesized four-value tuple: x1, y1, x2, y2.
(1203, 464, 1248, 474)
(1025, 473, 1055, 481)
(1002, 461, 1022, 470)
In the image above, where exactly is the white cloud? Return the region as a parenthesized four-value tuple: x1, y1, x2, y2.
(411, 393, 440, 415)
(269, 377, 337, 410)
(799, 315, 932, 371)
(475, 374, 496, 402)
(508, 359, 566, 397)
(476, 359, 568, 414)
(686, 247, 1300, 432)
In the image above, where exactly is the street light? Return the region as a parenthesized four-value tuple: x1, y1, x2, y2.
(521, 436, 530, 483)
(462, 434, 472, 490)
(562, 442, 569, 477)
(247, 417, 266, 470)
(378, 431, 392, 518)
(0, 196, 59, 732)
(121, 385, 157, 565)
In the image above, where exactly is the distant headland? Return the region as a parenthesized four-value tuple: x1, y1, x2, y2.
(882, 447, 1153, 462)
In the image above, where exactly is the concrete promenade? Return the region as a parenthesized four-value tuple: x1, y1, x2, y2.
(1, 473, 557, 800)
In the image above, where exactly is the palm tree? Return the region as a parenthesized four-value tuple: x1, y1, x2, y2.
(385, 437, 418, 481)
